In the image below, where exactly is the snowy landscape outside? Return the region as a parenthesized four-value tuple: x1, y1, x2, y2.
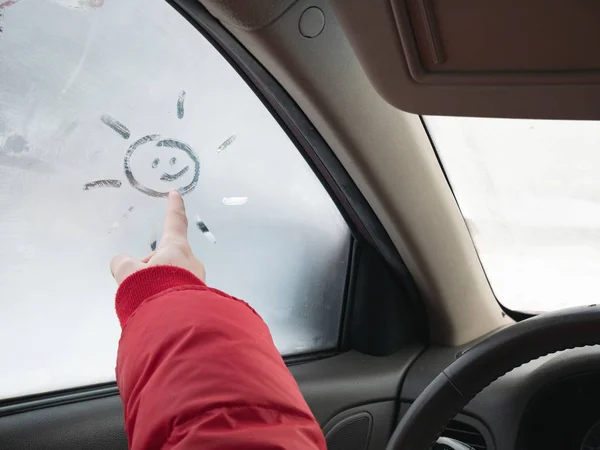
(426, 116, 600, 313)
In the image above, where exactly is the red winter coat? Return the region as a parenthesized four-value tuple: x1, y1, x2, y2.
(115, 265, 326, 449)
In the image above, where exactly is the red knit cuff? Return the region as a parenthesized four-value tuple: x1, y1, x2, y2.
(115, 265, 205, 327)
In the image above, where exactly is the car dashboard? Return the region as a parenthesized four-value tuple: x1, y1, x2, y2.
(399, 345, 600, 450)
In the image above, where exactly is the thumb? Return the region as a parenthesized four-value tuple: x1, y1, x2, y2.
(110, 254, 145, 285)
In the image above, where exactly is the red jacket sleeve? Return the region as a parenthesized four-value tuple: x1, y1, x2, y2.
(115, 266, 326, 450)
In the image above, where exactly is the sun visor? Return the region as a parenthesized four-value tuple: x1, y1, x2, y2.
(330, 0, 600, 119)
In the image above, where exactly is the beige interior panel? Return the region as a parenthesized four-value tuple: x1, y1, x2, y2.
(403, 0, 600, 75)
(203, 0, 513, 344)
(329, 0, 600, 119)
(201, 0, 297, 30)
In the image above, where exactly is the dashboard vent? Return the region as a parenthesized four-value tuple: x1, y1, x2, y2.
(440, 419, 487, 450)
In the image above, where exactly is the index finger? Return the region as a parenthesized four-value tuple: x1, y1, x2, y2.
(162, 189, 188, 242)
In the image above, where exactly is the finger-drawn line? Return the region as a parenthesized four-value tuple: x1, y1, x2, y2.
(108, 205, 134, 234)
(222, 197, 248, 206)
(195, 214, 216, 243)
(217, 135, 236, 153)
(149, 223, 160, 251)
(160, 166, 189, 181)
(100, 115, 131, 139)
(177, 90, 185, 120)
(124, 135, 200, 198)
(156, 139, 188, 151)
(83, 179, 122, 190)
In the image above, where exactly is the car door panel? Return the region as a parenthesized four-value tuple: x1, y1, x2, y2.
(0, 348, 423, 450)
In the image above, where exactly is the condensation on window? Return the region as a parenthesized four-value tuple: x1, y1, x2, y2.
(0, 0, 350, 399)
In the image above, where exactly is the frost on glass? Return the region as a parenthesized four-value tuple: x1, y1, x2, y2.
(425, 116, 600, 313)
(0, 0, 350, 399)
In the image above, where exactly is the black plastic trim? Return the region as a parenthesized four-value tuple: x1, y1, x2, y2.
(0, 383, 119, 418)
(398, 403, 496, 450)
(339, 238, 360, 352)
(498, 303, 533, 322)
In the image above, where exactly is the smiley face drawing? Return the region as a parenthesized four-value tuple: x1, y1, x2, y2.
(124, 134, 200, 198)
(86, 91, 201, 198)
(84, 91, 239, 244)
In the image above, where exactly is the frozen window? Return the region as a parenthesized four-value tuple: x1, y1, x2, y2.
(0, 0, 350, 399)
(426, 116, 600, 314)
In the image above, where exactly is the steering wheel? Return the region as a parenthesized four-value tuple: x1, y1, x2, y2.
(386, 305, 600, 449)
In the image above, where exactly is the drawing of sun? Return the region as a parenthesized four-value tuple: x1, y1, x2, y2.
(84, 91, 225, 244)
(123, 133, 200, 198)
(86, 91, 200, 198)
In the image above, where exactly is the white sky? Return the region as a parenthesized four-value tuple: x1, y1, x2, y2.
(426, 116, 600, 313)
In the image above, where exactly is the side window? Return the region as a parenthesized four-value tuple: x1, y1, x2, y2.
(0, 0, 351, 399)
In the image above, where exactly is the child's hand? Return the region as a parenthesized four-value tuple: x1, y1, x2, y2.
(110, 190, 206, 284)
